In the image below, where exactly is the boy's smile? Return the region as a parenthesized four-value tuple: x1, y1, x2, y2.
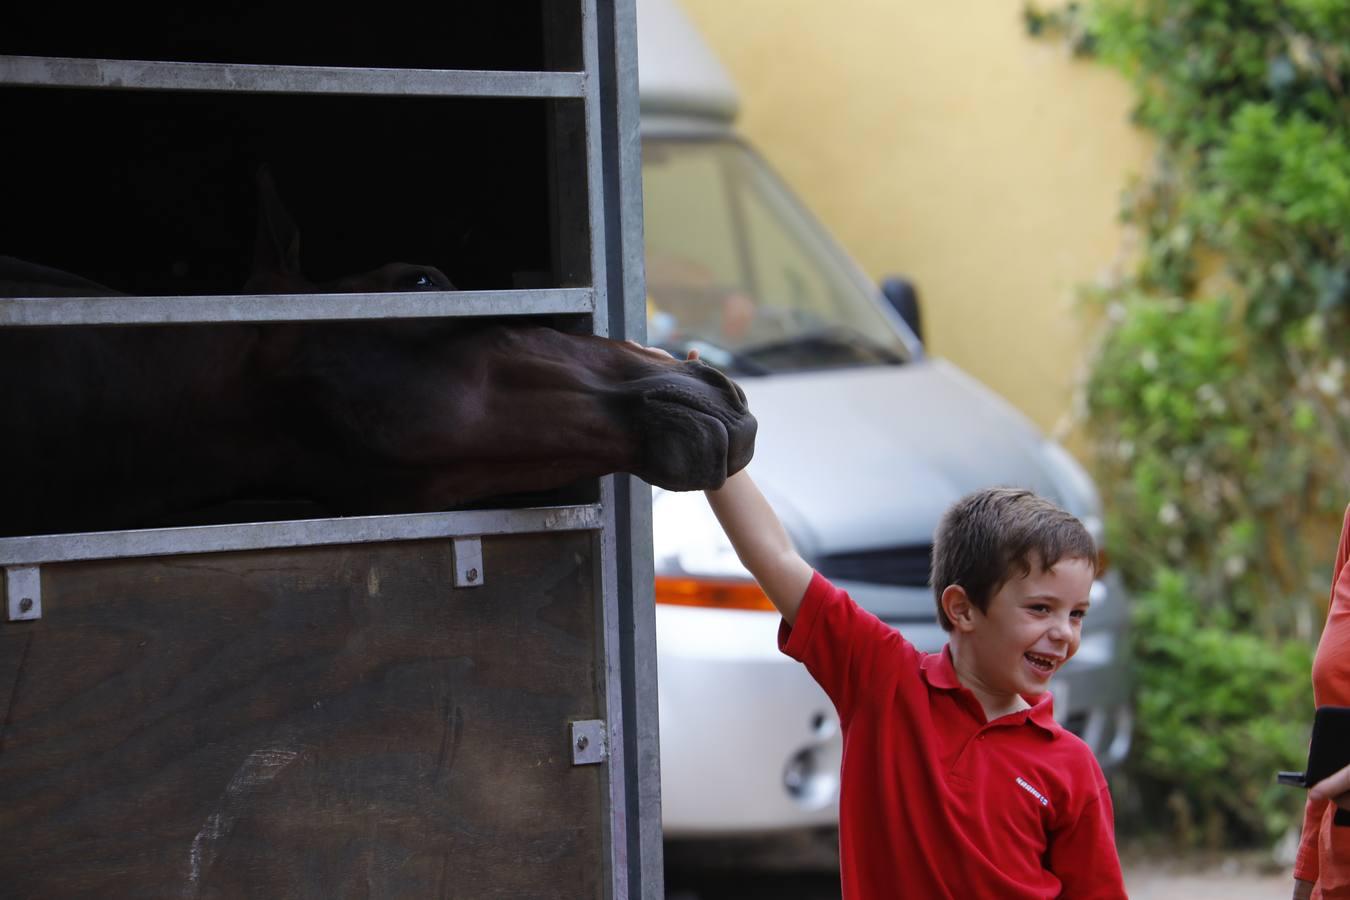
(944, 554, 1095, 720)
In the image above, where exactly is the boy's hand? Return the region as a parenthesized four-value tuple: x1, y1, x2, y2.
(627, 341, 700, 363)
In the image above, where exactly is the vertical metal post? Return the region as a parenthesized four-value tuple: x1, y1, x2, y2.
(582, 3, 633, 899)
(590, 0, 665, 897)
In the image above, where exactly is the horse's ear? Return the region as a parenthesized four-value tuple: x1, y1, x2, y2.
(252, 164, 302, 280)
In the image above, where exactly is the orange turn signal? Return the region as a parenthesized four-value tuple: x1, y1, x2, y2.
(654, 576, 776, 612)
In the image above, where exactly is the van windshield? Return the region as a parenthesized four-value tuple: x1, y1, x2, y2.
(641, 138, 911, 375)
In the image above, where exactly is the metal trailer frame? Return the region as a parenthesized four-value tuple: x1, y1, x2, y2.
(0, 2, 661, 896)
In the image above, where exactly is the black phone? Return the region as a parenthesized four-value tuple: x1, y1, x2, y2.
(1279, 706, 1350, 789)
(1279, 706, 1350, 827)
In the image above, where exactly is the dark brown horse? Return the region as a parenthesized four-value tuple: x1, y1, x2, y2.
(0, 174, 756, 537)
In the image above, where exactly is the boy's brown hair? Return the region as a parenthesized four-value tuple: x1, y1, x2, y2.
(931, 487, 1098, 631)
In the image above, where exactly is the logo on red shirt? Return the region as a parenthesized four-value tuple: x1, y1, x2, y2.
(1016, 776, 1050, 807)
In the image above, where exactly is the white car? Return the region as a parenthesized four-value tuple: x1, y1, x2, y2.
(637, 0, 1132, 861)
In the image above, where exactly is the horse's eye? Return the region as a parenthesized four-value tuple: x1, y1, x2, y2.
(397, 270, 439, 290)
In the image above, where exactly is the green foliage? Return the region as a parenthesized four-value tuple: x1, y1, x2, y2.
(1132, 569, 1313, 845)
(1026, 0, 1350, 846)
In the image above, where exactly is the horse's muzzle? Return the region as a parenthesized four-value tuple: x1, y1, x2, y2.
(630, 360, 757, 491)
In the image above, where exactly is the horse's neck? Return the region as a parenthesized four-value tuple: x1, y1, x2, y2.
(102, 325, 280, 468)
(1, 325, 282, 533)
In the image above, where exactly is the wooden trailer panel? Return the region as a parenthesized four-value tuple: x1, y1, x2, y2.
(1, 532, 606, 898)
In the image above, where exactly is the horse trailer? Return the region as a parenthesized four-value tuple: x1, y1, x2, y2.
(0, 4, 667, 897)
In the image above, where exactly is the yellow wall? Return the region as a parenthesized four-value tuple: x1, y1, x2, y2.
(678, 0, 1153, 437)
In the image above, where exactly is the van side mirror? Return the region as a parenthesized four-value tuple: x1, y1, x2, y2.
(880, 276, 923, 344)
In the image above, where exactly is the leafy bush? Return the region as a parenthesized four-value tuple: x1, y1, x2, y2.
(1132, 569, 1313, 845)
(1026, 0, 1350, 846)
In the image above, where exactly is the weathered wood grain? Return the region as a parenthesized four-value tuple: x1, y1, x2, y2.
(0, 534, 607, 899)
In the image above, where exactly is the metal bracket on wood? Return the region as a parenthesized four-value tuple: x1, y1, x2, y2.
(452, 537, 483, 588)
(570, 719, 607, 766)
(6, 565, 41, 621)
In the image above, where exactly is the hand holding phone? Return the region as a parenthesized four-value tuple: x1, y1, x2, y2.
(1311, 762, 1350, 811)
(1280, 706, 1350, 827)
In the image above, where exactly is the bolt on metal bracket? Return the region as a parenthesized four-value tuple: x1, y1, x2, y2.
(452, 537, 483, 588)
(6, 565, 41, 621)
(570, 719, 607, 766)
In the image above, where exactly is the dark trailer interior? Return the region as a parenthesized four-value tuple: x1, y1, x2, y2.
(1, 3, 589, 296)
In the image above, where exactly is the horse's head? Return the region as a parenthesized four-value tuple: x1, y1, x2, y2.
(0, 170, 755, 537)
(240, 167, 754, 510)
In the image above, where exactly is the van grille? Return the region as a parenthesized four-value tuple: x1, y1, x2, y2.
(817, 543, 932, 588)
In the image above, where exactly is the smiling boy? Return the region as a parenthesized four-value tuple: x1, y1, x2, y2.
(704, 470, 1127, 898)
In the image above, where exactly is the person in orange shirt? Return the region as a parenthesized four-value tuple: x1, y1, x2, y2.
(1293, 503, 1350, 899)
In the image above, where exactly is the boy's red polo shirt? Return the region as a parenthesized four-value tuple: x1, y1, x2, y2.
(779, 572, 1125, 899)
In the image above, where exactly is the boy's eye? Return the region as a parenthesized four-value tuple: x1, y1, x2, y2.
(1071, 609, 1087, 620)
(1029, 604, 1050, 614)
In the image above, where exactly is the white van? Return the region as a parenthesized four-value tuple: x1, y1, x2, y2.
(637, 0, 1132, 859)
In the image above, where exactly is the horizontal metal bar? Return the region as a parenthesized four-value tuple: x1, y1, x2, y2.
(0, 505, 603, 567)
(0, 288, 595, 327)
(0, 56, 587, 98)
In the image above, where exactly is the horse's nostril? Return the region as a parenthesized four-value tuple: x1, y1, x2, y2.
(704, 367, 748, 413)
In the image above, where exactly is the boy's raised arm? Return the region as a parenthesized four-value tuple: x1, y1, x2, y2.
(705, 469, 814, 626)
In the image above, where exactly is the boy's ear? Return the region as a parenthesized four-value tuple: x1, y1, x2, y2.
(941, 584, 979, 633)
